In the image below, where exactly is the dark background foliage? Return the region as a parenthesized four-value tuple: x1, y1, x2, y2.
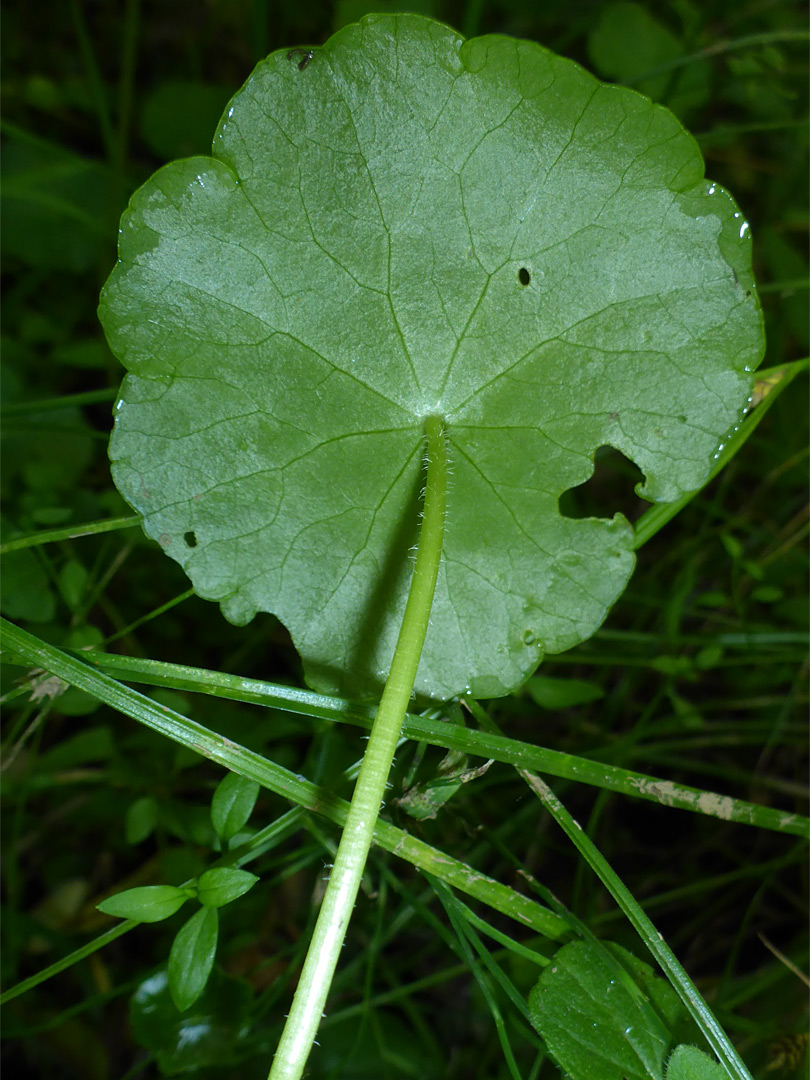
(1, 2, 807, 1078)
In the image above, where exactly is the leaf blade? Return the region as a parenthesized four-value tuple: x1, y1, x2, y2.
(196, 867, 259, 908)
(529, 940, 684, 1080)
(99, 14, 764, 701)
(210, 772, 260, 844)
(97, 885, 189, 923)
(168, 906, 219, 1011)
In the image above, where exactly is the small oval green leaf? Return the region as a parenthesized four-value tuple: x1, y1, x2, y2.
(168, 906, 219, 1011)
(210, 772, 260, 844)
(57, 558, 88, 610)
(197, 867, 259, 908)
(126, 795, 160, 845)
(97, 885, 188, 923)
(526, 675, 604, 709)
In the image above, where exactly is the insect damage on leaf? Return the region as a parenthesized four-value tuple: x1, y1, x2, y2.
(99, 13, 764, 703)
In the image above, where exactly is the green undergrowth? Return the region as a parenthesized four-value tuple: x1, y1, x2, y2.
(1, 3, 808, 1080)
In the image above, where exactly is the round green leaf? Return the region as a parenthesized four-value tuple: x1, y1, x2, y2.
(99, 13, 763, 702)
(97, 884, 189, 923)
(196, 867, 259, 908)
(528, 939, 697, 1080)
(168, 905, 219, 1011)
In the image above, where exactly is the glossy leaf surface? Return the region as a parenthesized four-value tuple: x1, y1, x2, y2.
(196, 867, 259, 908)
(97, 884, 189, 923)
(529, 940, 702, 1080)
(168, 905, 219, 1010)
(100, 14, 763, 701)
(210, 771, 260, 844)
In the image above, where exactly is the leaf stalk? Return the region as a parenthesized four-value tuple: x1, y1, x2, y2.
(267, 415, 448, 1080)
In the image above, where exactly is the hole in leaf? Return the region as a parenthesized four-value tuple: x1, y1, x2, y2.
(184, 531, 198, 548)
(558, 446, 646, 522)
(517, 267, 531, 286)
